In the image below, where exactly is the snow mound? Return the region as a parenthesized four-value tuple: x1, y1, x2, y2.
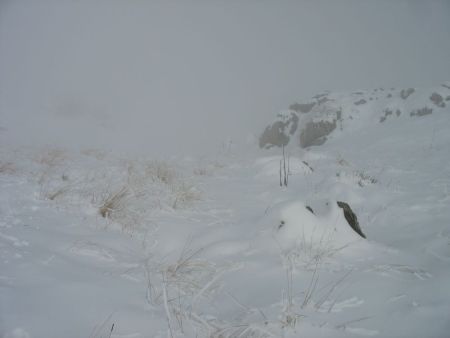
(260, 200, 365, 253)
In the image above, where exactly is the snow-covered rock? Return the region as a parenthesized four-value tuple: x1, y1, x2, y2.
(260, 200, 364, 253)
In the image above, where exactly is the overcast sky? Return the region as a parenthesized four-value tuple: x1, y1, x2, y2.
(1, 0, 449, 155)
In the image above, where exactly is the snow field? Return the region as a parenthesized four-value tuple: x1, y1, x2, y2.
(2, 86, 450, 337)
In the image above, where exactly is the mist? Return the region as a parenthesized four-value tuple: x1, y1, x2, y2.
(1, 0, 449, 156)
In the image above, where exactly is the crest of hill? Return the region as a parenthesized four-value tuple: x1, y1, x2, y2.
(259, 83, 450, 149)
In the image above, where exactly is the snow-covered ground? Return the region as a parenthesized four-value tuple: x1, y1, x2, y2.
(1, 86, 450, 338)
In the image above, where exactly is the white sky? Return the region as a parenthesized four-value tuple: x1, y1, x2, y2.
(1, 0, 449, 155)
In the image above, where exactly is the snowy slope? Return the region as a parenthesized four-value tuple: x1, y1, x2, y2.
(1, 84, 450, 338)
(259, 83, 450, 150)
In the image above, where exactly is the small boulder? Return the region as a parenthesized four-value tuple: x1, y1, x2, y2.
(400, 88, 415, 99)
(305, 205, 314, 214)
(336, 201, 366, 239)
(430, 92, 446, 108)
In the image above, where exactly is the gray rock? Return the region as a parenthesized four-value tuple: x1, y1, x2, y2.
(317, 96, 331, 105)
(305, 205, 314, 215)
(299, 120, 336, 148)
(354, 99, 367, 106)
(305, 206, 314, 214)
(289, 102, 316, 114)
(410, 107, 433, 117)
(336, 201, 366, 239)
(259, 121, 290, 149)
(380, 109, 394, 123)
(313, 93, 328, 99)
(259, 112, 299, 149)
(288, 114, 299, 135)
(430, 92, 446, 108)
(400, 88, 415, 99)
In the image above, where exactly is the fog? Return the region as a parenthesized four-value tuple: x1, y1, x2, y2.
(1, 0, 449, 156)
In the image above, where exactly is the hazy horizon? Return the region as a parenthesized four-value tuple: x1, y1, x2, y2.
(1, 0, 449, 155)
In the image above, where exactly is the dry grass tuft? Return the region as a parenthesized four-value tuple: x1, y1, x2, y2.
(46, 185, 72, 201)
(98, 187, 129, 219)
(35, 148, 66, 167)
(81, 148, 107, 160)
(143, 243, 239, 337)
(172, 182, 201, 209)
(193, 167, 211, 176)
(0, 162, 16, 174)
(146, 161, 177, 185)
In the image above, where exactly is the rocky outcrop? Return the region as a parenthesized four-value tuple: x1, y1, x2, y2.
(259, 112, 299, 149)
(259, 84, 448, 150)
(259, 121, 289, 148)
(299, 120, 337, 148)
(289, 102, 316, 114)
(400, 88, 415, 99)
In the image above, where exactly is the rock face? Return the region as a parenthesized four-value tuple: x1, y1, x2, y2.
(299, 120, 337, 148)
(337, 201, 366, 239)
(259, 121, 289, 149)
(289, 102, 316, 114)
(259, 93, 341, 149)
(259, 112, 299, 149)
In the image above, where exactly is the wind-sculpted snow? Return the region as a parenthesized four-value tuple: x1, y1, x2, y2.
(2, 82, 450, 337)
(260, 83, 450, 149)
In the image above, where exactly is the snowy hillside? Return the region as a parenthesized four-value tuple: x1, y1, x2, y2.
(260, 83, 450, 149)
(1, 83, 450, 338)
